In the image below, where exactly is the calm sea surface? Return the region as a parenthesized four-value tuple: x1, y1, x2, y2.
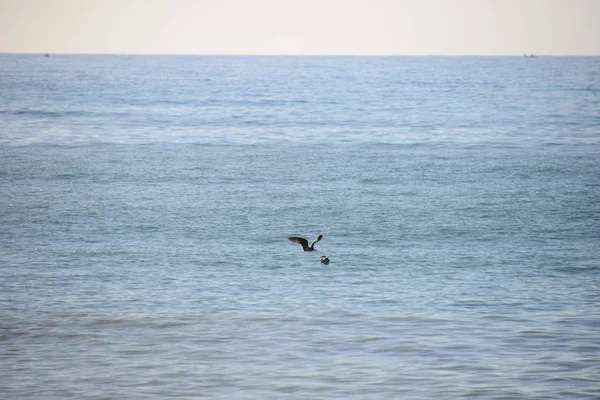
(1, 55, 599, 399)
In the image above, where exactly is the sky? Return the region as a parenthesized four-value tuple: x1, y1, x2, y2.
(1, 0, 599, 55)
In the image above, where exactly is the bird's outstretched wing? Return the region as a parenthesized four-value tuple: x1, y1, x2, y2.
(288, 236, 309, 251)
(310, 235, 323, 248)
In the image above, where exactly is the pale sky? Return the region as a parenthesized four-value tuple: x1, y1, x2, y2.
(1, 0, 599, 55)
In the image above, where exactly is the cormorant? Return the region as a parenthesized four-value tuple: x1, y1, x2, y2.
(288, 234, 323, 251)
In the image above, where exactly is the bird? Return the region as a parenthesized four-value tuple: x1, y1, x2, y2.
(320, 255, 330, 264)
(288, 234, 323, 251)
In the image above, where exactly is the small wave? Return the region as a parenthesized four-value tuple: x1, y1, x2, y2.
(0, 109, 64, 117)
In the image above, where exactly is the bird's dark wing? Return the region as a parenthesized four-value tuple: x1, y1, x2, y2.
(310, 235, 323, 248)
(288, 236, 309, 251)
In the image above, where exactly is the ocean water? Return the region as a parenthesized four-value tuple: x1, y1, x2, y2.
(1, 54, 599, 399)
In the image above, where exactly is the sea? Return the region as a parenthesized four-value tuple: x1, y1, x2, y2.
(1, 54, 599, 399)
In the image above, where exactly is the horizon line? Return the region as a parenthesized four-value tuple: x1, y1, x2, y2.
(2, 51, 600, 57)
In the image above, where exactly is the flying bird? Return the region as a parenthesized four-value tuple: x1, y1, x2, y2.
(288, 235, 323, 251)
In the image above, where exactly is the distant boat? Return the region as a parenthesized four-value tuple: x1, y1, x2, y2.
(524, 53, 536, 58)
(42, 53, 50, 58)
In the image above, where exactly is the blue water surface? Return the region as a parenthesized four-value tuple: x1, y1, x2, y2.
(1, 54, 599, 399)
